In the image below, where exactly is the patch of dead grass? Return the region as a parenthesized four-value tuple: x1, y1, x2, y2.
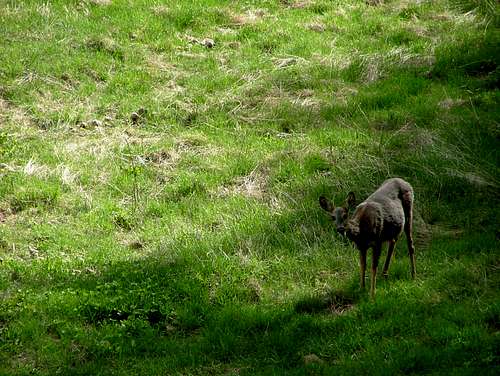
(272, 56, 308, 69)
(89, 0, 112, 6)
(142, 150, 181, 170)
(261, 86, 323, 112)
(23, 159, 50, 178)
(215, 166, 269, 200)
(306, 21, 327, 32)
(151, 4, 169, 16)
(413, 210, 432, 248)
(333, 85, 359, 106)
(145, 52, 177, 73)
(59, 165, 78, 186)
(35, 2, 51, 17)
(386, 47, 436, 70)
(138, 134, 221, 173)
(152, 82, 185, 101)
(233, 169, 269, 199)
(1, 96, 32, 128)
(438, 98, 466, 110)
(282, 0, 312, 9)
(228, 9, 266, 27)
(0, 208, 10, 223)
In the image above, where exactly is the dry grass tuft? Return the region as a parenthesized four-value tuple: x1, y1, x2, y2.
(151, 5, 169, 16)
(354, 54, 383, 83)
(438, 98, 466, 109)
(2, 93, 48, 129)
(404, 127, 438, 152)
(85, 36, 122, 56)
(143, 150, 180, 169)
(283, 0, 312, 9)
(366, 0, 384, 6)
(407, 24, 430, 38)
(413, 210, 432, 248)
(35, 3, 51, 17)
(216, 167, 269, 200)
(447, 170, 497, 188)
(89, 0, 112, 6)
(229, 9, 266, 26)
(333, 85, 359, 106)
(386, 47, 436, 70)
(0, 98, 8, 111)
(272, 56, 308, 69)
(262, 87, 323, 111)
(303, 354, 324, 365)
(306, 22, 327, 32)
(59, 165, 78, 186)
(234, 170, 268, 199)
(145, 53, 177, 73)
(23, 159, 50, 178)
(0, 208, 10, 223)
(175, 134, 208, 150)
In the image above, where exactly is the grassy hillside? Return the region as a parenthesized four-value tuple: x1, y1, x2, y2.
(0, 0, 499, 374)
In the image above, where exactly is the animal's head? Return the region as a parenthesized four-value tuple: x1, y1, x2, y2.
(319, 192, 356, 236)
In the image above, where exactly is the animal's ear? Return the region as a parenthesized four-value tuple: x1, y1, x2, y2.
(346, 192, 356, 209)
(319, 196, 335, 213)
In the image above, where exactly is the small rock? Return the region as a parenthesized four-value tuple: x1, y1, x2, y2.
(89, 119, 102, 127)
(130, 108, 147, 124)
(202, 38, 215, 48)
(130, 112, 140, 123)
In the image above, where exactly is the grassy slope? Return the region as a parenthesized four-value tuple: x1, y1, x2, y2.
(0, 0, 499, 374)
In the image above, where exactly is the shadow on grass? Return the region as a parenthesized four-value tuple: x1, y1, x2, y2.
(294, 287, 359, 315)
(2, 178, 498, 375)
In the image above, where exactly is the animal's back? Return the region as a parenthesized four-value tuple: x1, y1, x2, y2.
(368, 178, 413, 204)
(366, 178, 412, 241)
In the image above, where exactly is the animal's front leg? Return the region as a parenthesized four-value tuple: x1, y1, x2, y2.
(370, 243, 382, 299)
(359, 248, 367, 289)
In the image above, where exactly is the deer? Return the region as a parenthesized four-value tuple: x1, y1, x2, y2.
(319, 178, 416, 299)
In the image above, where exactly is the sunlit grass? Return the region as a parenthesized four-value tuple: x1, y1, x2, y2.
(0, 0, 498, 374)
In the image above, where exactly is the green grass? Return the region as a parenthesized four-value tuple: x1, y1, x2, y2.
(0, 0, 499, 374)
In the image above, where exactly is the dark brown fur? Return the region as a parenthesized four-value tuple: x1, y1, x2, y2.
(320, 178, 416, 298)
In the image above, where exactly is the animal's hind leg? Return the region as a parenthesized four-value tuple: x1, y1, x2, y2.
(382, 240, 396, 279)
(402, 191, 416, 279)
